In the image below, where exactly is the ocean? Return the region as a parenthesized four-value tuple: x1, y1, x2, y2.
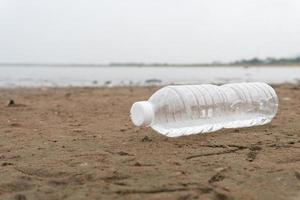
(0, 65, 299, 87)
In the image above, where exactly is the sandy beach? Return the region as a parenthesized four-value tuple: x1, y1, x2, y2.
(0, 85, 300, 200)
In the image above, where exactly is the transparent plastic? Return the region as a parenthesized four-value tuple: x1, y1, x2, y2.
(131, 82, 278, 137)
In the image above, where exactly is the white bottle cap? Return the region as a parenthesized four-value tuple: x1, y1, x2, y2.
(130, 101, 154, 127)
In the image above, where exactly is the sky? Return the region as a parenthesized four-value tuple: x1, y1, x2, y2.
(0, 0, 300, 64)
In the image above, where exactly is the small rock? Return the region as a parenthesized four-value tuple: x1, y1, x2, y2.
(295, 171, 300, 180)
(213, 191, 232, 200)
(249, 145, 262, 151)
(141, 136, 152, 142)
(209, 173, 225, 184)
(117, 151, 130, 156)
(10, 123, 22, 127)
(134, 162, 142, 166)
(173, 161, 181, 166)
(7, 99, 15, 107)
(14, 194, 26, 200)
(246, 151, 257, 162)
(1, 162, 13, 166)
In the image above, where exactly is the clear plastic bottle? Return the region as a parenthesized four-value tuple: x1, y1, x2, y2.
(130, 82, 278, 137)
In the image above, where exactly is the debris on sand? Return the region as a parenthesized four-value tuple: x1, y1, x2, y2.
(117, 151, 130, 156)
(295, 171, 300, 180)
(145, 79, 162, 84)
(141, 136, 152, 142)
(1, 162, 13, 166)
(14, 194, 27, 200)
(9, 123, 22, 127)
(249, 145, 262, 151)
(7, 99, 16, 107)
(246, 151, 258, 162)
(246, 145, 262, 162)
(6, 99, 26, 107)
(134, 162, 142, 166)
(120, 128, 126, 132)
(209, 168, 227, 184)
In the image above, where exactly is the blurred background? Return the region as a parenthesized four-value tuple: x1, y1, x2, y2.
(1, 0, 300, 87)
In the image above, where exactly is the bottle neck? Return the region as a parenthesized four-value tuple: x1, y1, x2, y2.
(130, 101, 154, 127)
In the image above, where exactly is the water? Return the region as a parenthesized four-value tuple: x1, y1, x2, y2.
(0, 65, 299, 87)
(132, 83, 278, 137)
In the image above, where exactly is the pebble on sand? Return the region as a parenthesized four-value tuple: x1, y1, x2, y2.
(7, 99, 16, 107)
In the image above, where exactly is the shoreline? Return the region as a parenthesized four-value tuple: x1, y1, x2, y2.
(1, 66, 299, 88)
(1, 64, 300, 67)
(0, 82, 299, 90)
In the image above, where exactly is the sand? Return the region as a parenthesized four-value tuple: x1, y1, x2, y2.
(0, 85, 299, 200)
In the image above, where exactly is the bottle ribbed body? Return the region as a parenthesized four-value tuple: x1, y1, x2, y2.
(148, 82, 278, 137)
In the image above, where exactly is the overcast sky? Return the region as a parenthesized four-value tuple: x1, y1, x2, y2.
(1, 0, 300, 64)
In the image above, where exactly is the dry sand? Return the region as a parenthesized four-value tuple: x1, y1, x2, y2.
(0, 85, 299, 200)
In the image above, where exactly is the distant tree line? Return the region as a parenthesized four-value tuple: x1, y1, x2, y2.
(231, 57, 300, 66)
(109, 57, 300, 66)
(1, 56, 300, 67)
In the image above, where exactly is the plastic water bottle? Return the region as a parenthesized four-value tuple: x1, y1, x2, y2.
(130, 82, 278, 137)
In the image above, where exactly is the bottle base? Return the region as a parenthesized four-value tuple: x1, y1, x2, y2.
(151, 116, 273, 137)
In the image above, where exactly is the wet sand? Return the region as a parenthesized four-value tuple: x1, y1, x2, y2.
(0, 85, 299, 200)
